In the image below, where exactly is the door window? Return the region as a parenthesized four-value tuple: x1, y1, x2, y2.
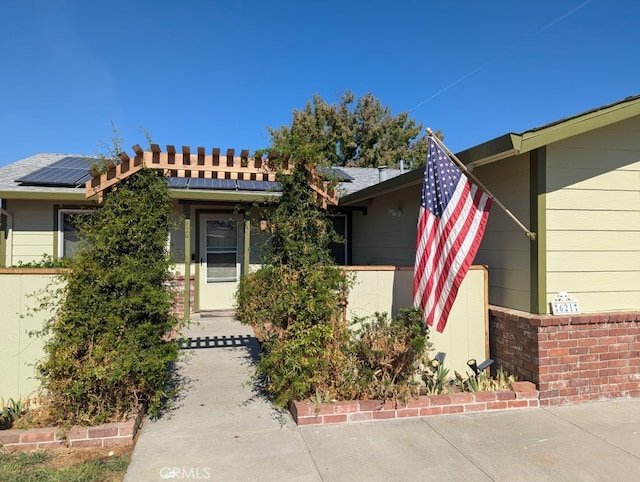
(205, 220, 238, 282)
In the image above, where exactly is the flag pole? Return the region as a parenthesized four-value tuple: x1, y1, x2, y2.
(427, 128, 536, 241)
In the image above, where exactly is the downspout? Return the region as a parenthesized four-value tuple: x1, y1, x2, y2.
(0, 206, 13, 267)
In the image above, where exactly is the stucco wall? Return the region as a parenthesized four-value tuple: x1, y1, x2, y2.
(0, 270, 63, 401)
(545, 116, 640, 312)
(346, 265, 488, 376)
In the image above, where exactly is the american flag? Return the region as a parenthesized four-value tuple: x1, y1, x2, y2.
(413, 137, 492, 333)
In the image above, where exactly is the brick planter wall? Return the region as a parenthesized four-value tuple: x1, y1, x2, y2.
(0, 410, 144, 452)
(172, 275, 195, 316)
(490, 306, 640, 406)
(290, 381, 538, 425)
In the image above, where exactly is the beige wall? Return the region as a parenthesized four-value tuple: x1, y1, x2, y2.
(6, 200, 55, 265)
(0, 270, 62, 401)
(350, 183, 422, 266)
(346, 265, 488, 376)
(545, 116, 640, 312)
(472, 153, 532, 312)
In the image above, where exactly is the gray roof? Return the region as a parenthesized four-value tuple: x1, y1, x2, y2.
(335, 167, 405, 195)
(0, 153, 96, 194)
(0, 153, 407, 200)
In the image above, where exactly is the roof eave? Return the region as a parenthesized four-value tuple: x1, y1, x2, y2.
(168, 189, 282, 203)
(458, 95, 640, 168)
(0, 190, 88, 201)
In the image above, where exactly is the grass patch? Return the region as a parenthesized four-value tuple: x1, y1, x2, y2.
(0, 446, 131, 482)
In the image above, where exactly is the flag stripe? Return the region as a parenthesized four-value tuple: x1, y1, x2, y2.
(413, 138, 492, 333)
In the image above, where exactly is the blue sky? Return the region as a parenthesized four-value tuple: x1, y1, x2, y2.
(1, 0, 638, 167)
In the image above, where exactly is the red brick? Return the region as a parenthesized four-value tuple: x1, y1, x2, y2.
(0, 431, 22, 444)
(569, 330, 589, 339)
(609, 328, 630, 336)
(496, 390, 516, 401)
(70, 438, 104, 448)
(569, 347, 589, 355)
(487, 401, 509, 410)
(559, 339, 578, 348)
(428, 395, 453, 405)
(609, 343, 629, 352)
(507, 400, 529, 408)
(442, 405, 465, 414)
(67, 427, 89, 440)
(463, 403, 487, 413)
(539, 340, 559, 349)
(289, 401, 310, 419)
(549, 331, 569, 340)
(407, 397, 431, 408)
(334, 401, 359, 413)
(617, 335, 635, 343)
(609, 375, 628, 384)
(358, 400, 383, 412)
(420, 406, 443, 416)
(559, 355, 579, 364)
(323, 414, 348, 424)
(569, 379, 589, 388)
(311, 403, 335, 416)
(383, 400, 398, 410)
(347, 412, 373, 422)
(88, 425, 119, 439)
(450, 393, 475, 404)
(473, 391, 498, 402)
(117, 421, 137, 437)
(549, 348, 569, 356)
(396, 408, 420, 418)
(372, 410, 396, 420)
(609, 359, 629, 368)
(296, 416, 321, 426)
(589, 328, 608, 337)
(599, 368, 618, 377)
(21, 428, 57, 443)
(600, 352, 619, 361)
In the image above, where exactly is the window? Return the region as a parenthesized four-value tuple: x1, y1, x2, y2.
(58, 209, 91, 258)
(205, 219, 238, 282)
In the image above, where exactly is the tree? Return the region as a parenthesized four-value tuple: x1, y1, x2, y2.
(35, 168, 181, 425)
(266, 90, 431, 168)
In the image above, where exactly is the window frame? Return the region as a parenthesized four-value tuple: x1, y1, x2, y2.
(57, 208, 92, 259)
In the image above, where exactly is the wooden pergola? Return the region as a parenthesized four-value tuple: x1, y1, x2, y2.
(84, 144, 339, 315)
(85, 144, 338, 208)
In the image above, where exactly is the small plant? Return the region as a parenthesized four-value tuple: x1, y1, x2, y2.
(453, 366, 517, 393)
(13, 254, 71, 268)
(423, 361, 450, 395)
(0, 397, 27, 429)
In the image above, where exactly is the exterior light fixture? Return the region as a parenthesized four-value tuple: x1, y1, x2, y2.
(388, 207, 402, 217)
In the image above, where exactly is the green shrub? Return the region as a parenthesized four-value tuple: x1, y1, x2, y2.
(34, 168, 181, 425)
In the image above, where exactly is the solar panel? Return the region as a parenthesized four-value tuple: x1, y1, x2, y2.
(236, 180, 282, 192)
(188, 178, 237, 190)
(16, 156, 96, 187)
(167, 177, 189, 189)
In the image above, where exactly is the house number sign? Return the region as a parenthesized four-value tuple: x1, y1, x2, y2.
(550, 291, 580, 315)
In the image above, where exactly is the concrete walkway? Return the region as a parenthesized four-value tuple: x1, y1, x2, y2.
(125, 314, 640, 481)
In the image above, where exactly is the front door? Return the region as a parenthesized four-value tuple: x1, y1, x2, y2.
(198, 214, 243, 311)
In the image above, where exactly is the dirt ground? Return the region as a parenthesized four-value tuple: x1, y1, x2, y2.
(44, 443, 133, 470)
